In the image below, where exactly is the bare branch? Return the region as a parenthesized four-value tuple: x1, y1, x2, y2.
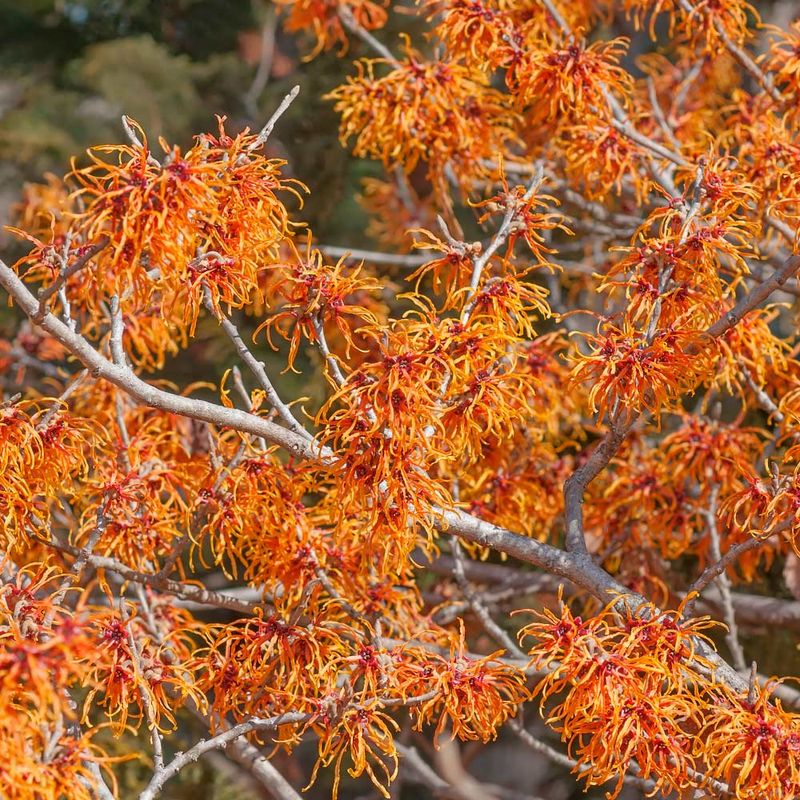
(34, 236, 109, 321)
(249, 85, 300, 152)
(450, 539, 526, 658)
(202, 284, 312, 440)
(338, 5, 400, 66)
(701, 486, 747, 672)
(138, 713, 310, 800)
(319, 245, 428, 267)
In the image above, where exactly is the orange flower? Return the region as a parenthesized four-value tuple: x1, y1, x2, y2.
(699, 681, 800, 800)
(624, 0, 756, 49)
(254, 234, 382, 373)
(570, 321, 707, 421)
(521, 599, 716, 797)
(406, 624, 529, 743)
(327, 43, 518, 192)
(309, 705, 399, 799)
(276, 0, 389, 57)
(422, 0, 515, 72)
(510, 37, 632, 126)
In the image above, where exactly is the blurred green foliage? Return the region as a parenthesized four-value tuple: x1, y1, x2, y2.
(0, 0, 366, 244)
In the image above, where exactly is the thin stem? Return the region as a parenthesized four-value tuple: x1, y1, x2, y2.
(138, 713, 310, 800)
(450, 539, 526, 658)
(702, 486, 747, 672)
(34, 236, 109, 321)
(40, 537, 269, 616)
(319, 245, 427, 267)
(312, 313, 348, 389)
(249, 85, 300, 151)
(337, 5, 400, 66)
(203, 285, 312, 440)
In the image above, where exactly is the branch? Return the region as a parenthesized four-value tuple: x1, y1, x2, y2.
(311, 312, 348, 388)
(41, 537, 268, 615)
(138, 713, 310, 800)
(319, 245, 428, 267)
(703, 254, 800, 341)
(124, 602, 165, 775)
(34, 236, 109, 321)
(684, 526, 783, 612)
(463, 165, 544, 321)
(676, 0, 782, 103)
(249, 85, 300, 152)
(202, 285, 312, 441)
(224, 738, 303, 800)
(337, 5, 400, 67)
(701, 486, 747, 672)
(741, 364, 785, 423)
(563, 415, 634, 554)
(2, 248, 780, 696)
(0, 258, 320, 463)
(563, 251, 800, 556)
(395, 743, 454, 796)
(608, 115, 688, 169)
(450, 539, 526, 658)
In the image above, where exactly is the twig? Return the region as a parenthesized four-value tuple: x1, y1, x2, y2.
(742, 365, 785, 423)
(108, 295, 126, 367)
(202, 285, 312, 440)
(35, 368, 89, 432)
(450, 539, 525, 658)
(647, 77, 683, 153)
(243, 5, 277, 117)
(563, 415, 634, 554)
(311, 313, 348, 388)
(701, 486, 747, 671)
(702, 254, 800, 341)
(123, 601, 165, 775)
(249, 85, 301, 152)
(34, 237, 109, 321)
(121, 117, 161, 167)
(40, 537, 269, 616)
(685, 529, 782, 612)
(337, 5, 400, 67)
(463, 165, 544, 322)
(319, 245, 427, 267)
(138, 713, 310, 800)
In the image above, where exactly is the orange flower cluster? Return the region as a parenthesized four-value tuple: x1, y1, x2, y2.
(583, 417, 771, 579)
(700, 681, 800, 799)
(327, 43, 517, 193)
(0, 564, 201, 800)
(83, 606, 201, 733)
(7, 0, 800, 795)
(523, 599, 800, 798)
(512, 37, 632, 126)
(0, 401, 95, 555)
(254, 235, 384, 372)
(276, 0, 389, 56)
(403, 627, 529, 742)
(13, 118, 304, 369)
(572, 322, 706, 421)
(624, 0, 756, 49)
